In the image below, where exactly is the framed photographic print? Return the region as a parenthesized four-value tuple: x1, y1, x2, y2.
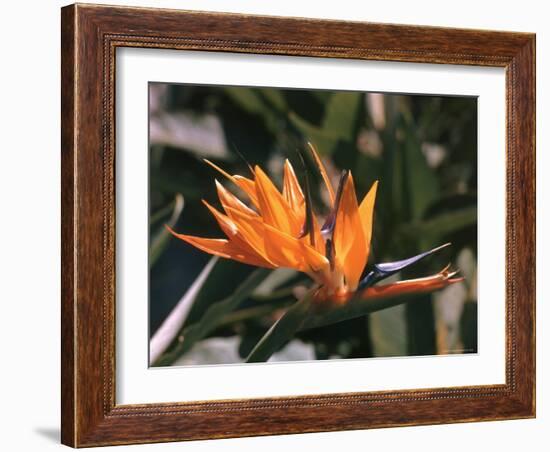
(61, 3, 535, 447)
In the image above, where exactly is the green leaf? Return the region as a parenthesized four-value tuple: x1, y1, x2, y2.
(154, 267, 271, 366)
(322, 92, 362, 141)
(246, 289, 315, 363)
(150, 198, 178, 226)
(369, 303, 407, 357)
(288, 111, 337, 156)
(287, 92, 362, 157)
(401, 116, 439, 221)
(224, 87, 282, 135)
(149, 257, 218, 364)
(310, 90, 333, 104)
(301, 291, 432, 331)
(246, 284, 443, 363)
(149, 194, 184, 267)
(259, 88, 287, 112)
(224, 87, 266, 115)
(183, 260, 259, 327)
(150, 172, 202, 199)
(405, 294, 436, 355)
(460, 301, 478, 353)
(252, 268, 298, 297)
(398, 206, 477, 243)
(218, 299, 294, 327)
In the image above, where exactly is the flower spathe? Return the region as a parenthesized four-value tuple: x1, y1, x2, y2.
(168, 143, 462, 302)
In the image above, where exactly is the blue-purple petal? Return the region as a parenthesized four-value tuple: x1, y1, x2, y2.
(358, 243, 451, 290)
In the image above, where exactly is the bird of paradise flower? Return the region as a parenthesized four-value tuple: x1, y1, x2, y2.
(169, 142, 461, 297)
(166, 143, 462, 362)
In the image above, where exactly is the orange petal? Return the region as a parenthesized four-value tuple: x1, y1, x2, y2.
(203, 159, 235, 183)
(166, 226, 273, 268)
(204, 159, 258, 207)
(307, 142, 335, 206)
(233, 175, 259, 207)
(262, 223, 329, 273)
(254, 165, 301, 236)
(300, 212, 325, 256)
(261, 224, 302, 270)
(361, 267, 463, 300)
(224, 206, 281, 269)
(202, 200, 238, 239)
(333, 173, 367, 291)
(282, 159, 305, 217)
(215, 180, 257, 217)
(203, 200, 275, 267)
(358, 180, 378, 263)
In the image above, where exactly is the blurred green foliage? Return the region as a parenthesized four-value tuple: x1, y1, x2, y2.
(149, 82, 478, 365)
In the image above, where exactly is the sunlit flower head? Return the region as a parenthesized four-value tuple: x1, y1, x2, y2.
(168, 143, 462, 302)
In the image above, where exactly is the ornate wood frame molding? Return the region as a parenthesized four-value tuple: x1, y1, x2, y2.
(61, 3, 535, 447)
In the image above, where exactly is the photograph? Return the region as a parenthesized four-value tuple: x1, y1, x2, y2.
(148, 83, 478, 367)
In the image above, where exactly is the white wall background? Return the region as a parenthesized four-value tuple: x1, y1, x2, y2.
(0, 1, 545, 451)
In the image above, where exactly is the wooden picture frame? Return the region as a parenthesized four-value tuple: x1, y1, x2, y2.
(61, 3, 535, 447)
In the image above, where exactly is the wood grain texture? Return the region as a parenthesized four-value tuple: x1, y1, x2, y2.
(60, 5, 76, 446)
(60, 3, 536, 447)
